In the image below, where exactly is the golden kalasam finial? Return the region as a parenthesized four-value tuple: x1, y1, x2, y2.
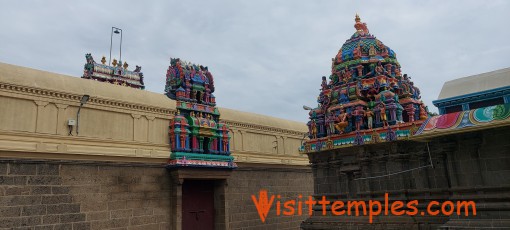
(101, 56, 106, 65)
(355, 13, 360, 22)
(123, 62, 129, 70)
(112, 59, 118, 67)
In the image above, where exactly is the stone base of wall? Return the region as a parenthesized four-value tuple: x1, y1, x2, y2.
(0, 159, 313, 230)
(0, 160, 172, 230)
(228, 163, 314, 229)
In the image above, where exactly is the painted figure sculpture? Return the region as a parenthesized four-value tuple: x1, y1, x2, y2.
(81, 53, 145, 89)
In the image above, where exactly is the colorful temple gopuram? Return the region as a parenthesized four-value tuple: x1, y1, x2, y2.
(82, 53, 145, 89)
(164, 58, 236, 169)
(302, 14, 429, 152)
(300, 15, 510, 229)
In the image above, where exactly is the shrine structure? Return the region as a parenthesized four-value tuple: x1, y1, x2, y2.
(302, 14, 429, 153)
(81, 53, 145, 89)
(300, 15, 510, 229)
(164, 58, 236, 169)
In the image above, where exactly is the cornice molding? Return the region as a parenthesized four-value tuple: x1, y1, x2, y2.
(0, 81, 306, 137)
(223, 119, 306, 137)
(0, 130, 169, 148)
(0, 133, 309, 166)
(0, 82, 176, 116)
(433, 86, 510, 107)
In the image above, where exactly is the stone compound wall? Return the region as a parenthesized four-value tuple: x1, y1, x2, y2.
(302, 126, 510, 229)
(0, 161, 172, 230)
(0, 63, 313, 229)
(0, 160, 313, 230)
(227, 165, 313, 229)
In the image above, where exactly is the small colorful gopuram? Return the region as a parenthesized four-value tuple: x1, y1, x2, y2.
(302, 15, 429, 153)
(164, 58, 236, 168)
(82, 53, 145, 89)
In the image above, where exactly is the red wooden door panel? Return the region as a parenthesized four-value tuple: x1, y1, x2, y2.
(182, 180, 215, 230)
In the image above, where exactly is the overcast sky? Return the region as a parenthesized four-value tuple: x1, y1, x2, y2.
(1, 0, 509, 123)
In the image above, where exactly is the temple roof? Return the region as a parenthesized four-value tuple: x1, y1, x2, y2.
(413, 103, 510, 140)
(437, 67, 510, 100)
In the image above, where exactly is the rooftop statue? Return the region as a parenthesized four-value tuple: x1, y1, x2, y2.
(302, 15, 429, 153)
(81, 53, 145, 89)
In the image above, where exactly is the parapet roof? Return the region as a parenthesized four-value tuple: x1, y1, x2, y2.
(0, 62, 307, 133)
(438, 67, 510, 100)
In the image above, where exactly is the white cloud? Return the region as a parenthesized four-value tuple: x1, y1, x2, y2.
(1, 0, 509, 122)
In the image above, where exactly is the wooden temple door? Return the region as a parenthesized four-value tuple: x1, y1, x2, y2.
(182, 180, 215, 230)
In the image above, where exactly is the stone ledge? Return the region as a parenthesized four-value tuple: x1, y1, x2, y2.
(0, 131, 310, 165)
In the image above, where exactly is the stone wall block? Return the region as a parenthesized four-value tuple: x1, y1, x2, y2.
(0, 164, 7, 175)
(0, 206, 21, 217)
(107, 200, 127, 211)
(46, 204, 81, 215)
(31, 186, 52, 195)
(42, 195, 73, 204)
(22, 205, 47, 216)
(110, 209, 132, 219)
(5, 186, 31, 196)
(72, 222, 91, 230)
(36, 164, 60, 175)
(42, 215, 59, 224)
(8, 163, 37, 175)
(59, 213, 86, 223)
(27, 176, 61, 185)
(53, 223, 72, 230)
(51, 186, 71, 195)
(0, 176, 28, 185)
(86, 211, 110, 221)
(35, 225, 54, 230)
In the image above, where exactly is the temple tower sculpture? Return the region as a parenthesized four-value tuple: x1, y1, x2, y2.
(302, 15, 429, 152)
(81, 53, 145, 89)
(164, 58, 236, 168)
